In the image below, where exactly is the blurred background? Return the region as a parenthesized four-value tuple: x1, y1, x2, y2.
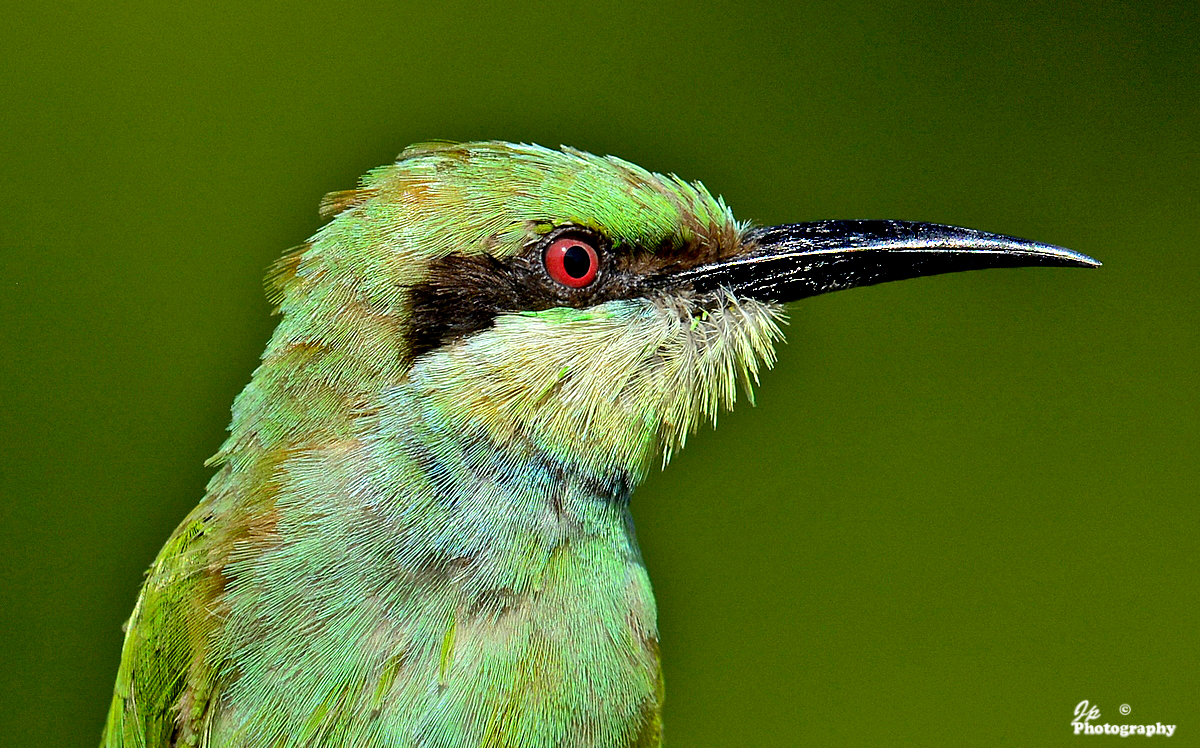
(2, 0, 1196, 745)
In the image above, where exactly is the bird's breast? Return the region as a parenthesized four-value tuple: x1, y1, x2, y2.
(426, 536, 662, 747)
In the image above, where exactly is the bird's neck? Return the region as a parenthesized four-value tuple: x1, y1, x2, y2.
(212, 374, 663, 746)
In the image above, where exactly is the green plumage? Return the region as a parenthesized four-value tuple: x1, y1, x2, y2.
(103, 142, 779, 748)
(104, 140, 1094, 747)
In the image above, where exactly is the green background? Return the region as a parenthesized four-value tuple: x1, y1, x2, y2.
(2, 1, 1196, 745)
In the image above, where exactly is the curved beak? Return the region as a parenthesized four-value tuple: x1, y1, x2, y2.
(669, 220, 1100, 303)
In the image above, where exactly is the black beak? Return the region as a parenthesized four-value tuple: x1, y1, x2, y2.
(670, 220, 1099, 303)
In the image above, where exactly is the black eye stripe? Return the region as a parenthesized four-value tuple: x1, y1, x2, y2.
(405, 229, 651, 363)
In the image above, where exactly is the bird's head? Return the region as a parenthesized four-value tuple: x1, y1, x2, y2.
(251, 141, 1096, 487)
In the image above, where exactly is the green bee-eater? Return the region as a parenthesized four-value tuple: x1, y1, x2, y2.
(102, 141, 1097, 748)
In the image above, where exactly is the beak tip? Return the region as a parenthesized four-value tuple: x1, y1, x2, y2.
(1035, 243, 1102, 269)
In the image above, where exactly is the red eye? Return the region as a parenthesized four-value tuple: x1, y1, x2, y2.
(544, 236, 599, 288)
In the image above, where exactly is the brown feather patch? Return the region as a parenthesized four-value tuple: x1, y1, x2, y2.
(318, 188, 374, 220)
(265, 243, 309, 312)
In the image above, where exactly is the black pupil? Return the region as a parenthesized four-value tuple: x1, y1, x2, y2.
(561, 244, 592, 278)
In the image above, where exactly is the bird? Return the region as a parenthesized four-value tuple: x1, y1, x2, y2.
(102, 141, 1098, 748)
